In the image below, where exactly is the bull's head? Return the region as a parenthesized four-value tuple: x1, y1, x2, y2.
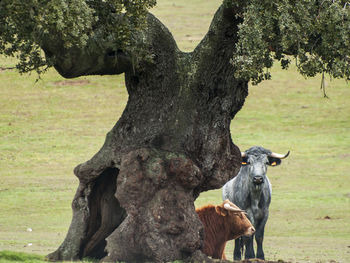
(241, 146, 290, 188)
(215, 200, 255, 239)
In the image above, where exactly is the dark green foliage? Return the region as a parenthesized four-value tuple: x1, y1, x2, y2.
(0, 0, 349, 83)
(0, 0, 156, 74)
(228, 0, 350, 84)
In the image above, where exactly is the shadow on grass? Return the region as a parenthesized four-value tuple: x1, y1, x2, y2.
(0, 251, 103, 263)
(0, 251, 292, 263)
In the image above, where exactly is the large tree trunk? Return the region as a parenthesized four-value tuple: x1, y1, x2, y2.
(46, 5, 248, 262)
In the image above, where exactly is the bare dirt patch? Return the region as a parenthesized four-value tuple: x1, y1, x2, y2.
(53, 79, 90, 86)
(339, 153, 350, 159)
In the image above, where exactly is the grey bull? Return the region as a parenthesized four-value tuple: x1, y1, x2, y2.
(222, 146, 289, 260)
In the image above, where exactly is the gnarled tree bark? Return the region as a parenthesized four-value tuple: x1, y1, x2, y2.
(46, 4, 248, 262)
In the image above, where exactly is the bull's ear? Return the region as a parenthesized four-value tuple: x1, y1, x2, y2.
(241, 156, 249, 166)
(215, 206, 228, 216)
(268, 157, 282, 166)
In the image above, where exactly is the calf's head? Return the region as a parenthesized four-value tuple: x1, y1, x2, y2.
(215, 200, 255, 239)
(241, 146, 289, 189)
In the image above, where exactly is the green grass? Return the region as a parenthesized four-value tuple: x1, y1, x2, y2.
(0, 251, 44, 263)
(1, 0, 350, 262)
(0, 251, 98, 263)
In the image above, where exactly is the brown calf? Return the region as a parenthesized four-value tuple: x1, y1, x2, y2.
(196, 199, 255, 259)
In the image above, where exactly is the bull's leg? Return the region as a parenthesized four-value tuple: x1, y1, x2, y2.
(233, 238, 242, 260)
(243, 235, 255, 259)
(255, 219, 267, 260)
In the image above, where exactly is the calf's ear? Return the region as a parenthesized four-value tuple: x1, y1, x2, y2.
(215, 206, 228, 216)
(268, 156, 282, 166)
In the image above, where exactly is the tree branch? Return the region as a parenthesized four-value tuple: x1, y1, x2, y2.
(41, 12, 178, 78)
(41, 30, 132, 78)
(193, 5, 240, 67)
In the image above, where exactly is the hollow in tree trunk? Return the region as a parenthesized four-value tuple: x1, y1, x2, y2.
(46, 5, 248, 262)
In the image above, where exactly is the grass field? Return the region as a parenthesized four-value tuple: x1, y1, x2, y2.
(1, 0, 350, 262)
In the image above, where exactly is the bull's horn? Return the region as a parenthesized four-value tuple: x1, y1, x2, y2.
(241, 152, 247, 157)
(223, 203, 246, 213)
(270, 150, 290, 159)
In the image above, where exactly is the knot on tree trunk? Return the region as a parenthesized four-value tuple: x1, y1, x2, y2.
(168, 157, 202, 189)
(103, 148, 204, 262)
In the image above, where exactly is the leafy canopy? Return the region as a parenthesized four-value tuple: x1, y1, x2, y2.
(226, 0, 350, 84)
(0, 0, 156, 73)
(0, 0, 349, 84)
